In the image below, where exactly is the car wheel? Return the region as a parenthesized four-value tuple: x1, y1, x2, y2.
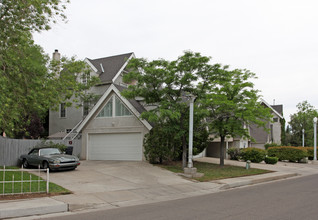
(42, 161, 49, 170)
(22, 159, 29, 168)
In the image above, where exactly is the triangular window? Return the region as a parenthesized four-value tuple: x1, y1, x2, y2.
(115, 96, 132, 116)
(97, 98, 112, 117)
(97, 95, 132, 118)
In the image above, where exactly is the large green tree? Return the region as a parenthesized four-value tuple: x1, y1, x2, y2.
(122, 51, 213, 167)
(0, 0, 98, 137)
(200, 66, 272, 166)
(289, 101, 318, 146)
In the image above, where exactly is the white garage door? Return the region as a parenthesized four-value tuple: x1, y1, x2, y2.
(88, 133, 142, 161)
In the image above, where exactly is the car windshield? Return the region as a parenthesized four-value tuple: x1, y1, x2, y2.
(39, 148, 61, 156)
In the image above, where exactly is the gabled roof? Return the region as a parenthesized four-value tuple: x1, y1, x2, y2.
(271, 105, 283, 116)
(260, 99, 284, 119)
(85, 52, 134, 83)
(76, 84, 152, 132)
(114, 84, 147, 115)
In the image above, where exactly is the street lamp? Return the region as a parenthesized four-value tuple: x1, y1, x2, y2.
(314, 117, 317, 161)
(187, 94, 196, 168)
(302, 128, 305, 147)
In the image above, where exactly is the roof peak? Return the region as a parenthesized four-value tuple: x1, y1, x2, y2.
(88, 52, 134, 62)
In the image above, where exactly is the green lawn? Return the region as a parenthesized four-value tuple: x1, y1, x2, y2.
(158, 161, 271, 182)
(0, 167, 70, 195)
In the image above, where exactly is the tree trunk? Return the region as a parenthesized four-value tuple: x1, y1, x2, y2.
(220, 135, 225, 166)
(182, 135, 187, 168)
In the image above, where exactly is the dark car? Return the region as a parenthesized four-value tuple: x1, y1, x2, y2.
(20, 147, 80, 171)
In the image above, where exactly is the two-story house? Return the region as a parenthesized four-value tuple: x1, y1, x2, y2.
(49, 51, 152, 161)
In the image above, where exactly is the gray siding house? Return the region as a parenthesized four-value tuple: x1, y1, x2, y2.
(204, 100, 284, 158)
(49, 52, 152, 161)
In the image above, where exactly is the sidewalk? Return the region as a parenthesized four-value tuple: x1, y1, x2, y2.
(2, 158, 318, 219)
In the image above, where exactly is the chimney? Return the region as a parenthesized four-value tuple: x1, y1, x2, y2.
(52, 49, 60, 61)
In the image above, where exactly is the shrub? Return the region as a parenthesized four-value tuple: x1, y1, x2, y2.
(34, 140, 67, 152)
(304, 147, 315, 160)
(240, 147, 266, 163)
(264, 143, 280, 150)
(227, 147, 241, 160)
(265, 156, 278, 164)
(267, 146, 307, 162)
(143, 129, 178, 164)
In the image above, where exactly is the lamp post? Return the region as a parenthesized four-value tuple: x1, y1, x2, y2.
(314, 117, 317, 161)
(187, 94, 196, 168)
(302, 128, 305, 147)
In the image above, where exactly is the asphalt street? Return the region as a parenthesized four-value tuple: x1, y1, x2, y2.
(41, 173, 318, 220)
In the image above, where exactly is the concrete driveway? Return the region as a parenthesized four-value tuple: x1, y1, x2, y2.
(46, 159, 314, 212)
(49, 160, 220, 211)
(50, 160, 189, 194)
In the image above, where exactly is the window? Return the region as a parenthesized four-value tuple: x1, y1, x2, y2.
(97, 95, 132, 118)
(60, 103, 66, 118)
(115, 96, 132, 116)
(29, 149, 39, 156)
(97, 98, 112, 117)
(82, 73, 90, 85)
(273, 117, 279, 123)
(83, 101, 90, 116)
(66, 129, 72, 133)
(270, 124, 274, 142)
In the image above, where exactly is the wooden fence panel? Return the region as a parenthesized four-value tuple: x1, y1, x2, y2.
(0, 137, 82, 166)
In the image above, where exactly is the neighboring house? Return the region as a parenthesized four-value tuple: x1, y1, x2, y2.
(204, 100, 284, 158)
(49, 51, 152, 161)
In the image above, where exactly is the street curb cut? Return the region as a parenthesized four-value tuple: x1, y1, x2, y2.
(220, 173, 298, 190)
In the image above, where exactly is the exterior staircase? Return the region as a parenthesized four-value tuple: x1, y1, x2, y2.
(63, 119, 83, 140)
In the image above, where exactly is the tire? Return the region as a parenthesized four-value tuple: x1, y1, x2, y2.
(22, 159, 29, 168)
(42, 161, 49, 170)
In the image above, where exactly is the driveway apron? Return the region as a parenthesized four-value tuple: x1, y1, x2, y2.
(49, 161, 221, 211)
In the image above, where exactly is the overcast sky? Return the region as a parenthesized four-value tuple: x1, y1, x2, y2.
(33, 0, 318, 124)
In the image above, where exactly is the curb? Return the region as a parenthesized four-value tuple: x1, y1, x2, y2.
(0, 197, 68, 219)
(220, 173, 298, 190)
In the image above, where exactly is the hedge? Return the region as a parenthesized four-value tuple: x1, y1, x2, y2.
(267, 146, 307, 162)
(241, 147, 266, 163)
(265, 156, 278, 164)
(264, 143, 280, 150)
(304, 147, 316, 160)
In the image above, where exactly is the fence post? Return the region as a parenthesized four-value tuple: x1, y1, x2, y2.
(3, 165, 5, 195)
(38, 165, 40, 192)
(21, 165, 23, 194)
(46, 168, 49, 194)
(12, 175, 14, 194)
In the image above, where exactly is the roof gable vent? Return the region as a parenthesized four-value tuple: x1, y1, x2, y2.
(100, 63, 104, 73)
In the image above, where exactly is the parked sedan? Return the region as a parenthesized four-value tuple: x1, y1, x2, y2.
(20, 147, 80, 171)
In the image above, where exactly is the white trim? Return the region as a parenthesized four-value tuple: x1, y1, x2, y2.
(112, 53, 135, 83)
(76, 84, 152, 132)
(86, 133, 89, 160)
(84, 58, 98, 73)
(260, 99, 284, 119)
(95, 95, 113, 118)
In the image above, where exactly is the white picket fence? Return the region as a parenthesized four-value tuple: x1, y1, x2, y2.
(0, 166, 50, 195)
